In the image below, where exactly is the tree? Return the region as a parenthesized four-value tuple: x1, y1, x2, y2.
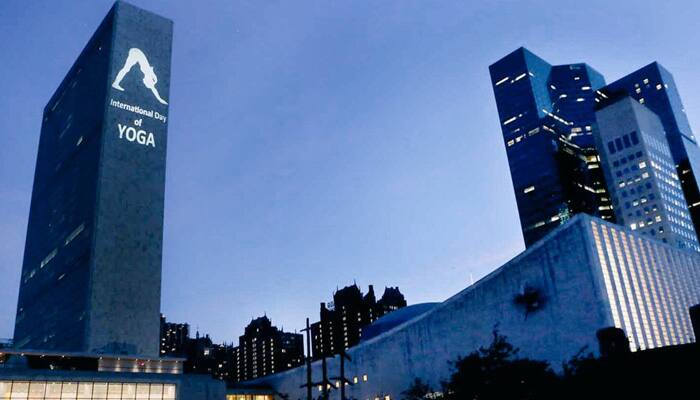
(401, 378, 434, 400)
(441, 330, 559, 400)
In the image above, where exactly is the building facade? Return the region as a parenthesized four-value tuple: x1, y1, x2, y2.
(14, 1, 173, 357)
(595, 97, 699, 251)
(310, 285, 407, 360)
(252, 215, 700, 399)
(597, 63, 700, 242)
(0, 351, 225, 400)
(489, 48, 615, 247)
(235, 317, 304, 382)
(160, 315, 190, 357)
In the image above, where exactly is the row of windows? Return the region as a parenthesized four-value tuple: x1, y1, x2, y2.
(606, 131, 639, 155)
(591, 221, 699, 351)
(0, 381, 175, 400)
(24, 222, 86, 284)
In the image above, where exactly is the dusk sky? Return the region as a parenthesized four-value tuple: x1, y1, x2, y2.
(2, 0, 700, 342)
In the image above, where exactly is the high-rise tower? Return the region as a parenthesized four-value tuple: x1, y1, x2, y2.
(597, 63, 700, 242)
(14, 1, 173, 357)
(489, 48, 614, 246)
(595, 97, 699, 251)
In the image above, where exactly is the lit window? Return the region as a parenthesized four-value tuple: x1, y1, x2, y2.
(523, 186, 535, 194)
(495, 76, 509, 86)
(503, 116, 517, 125)
(40, 249, 58, 268)
(363, 374, 368, 382)
(64, 223, 85, 246)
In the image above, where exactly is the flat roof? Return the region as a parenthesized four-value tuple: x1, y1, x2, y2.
(0, 349, 185, 362)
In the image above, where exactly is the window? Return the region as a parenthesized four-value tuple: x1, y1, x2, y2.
(40, 249, 58, 268)
(630, 131, 639, 145)
(0, 381, 174, 400)
(607, 141, 616, 154)
(623, 135, 631, 148)
(65, 223, 85, 246)
(615, 138, 623, 152)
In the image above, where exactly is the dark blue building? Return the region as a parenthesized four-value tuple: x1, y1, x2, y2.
(597, 63, 700, 242)
(489, 48, 614, 246)
(14, 1, 173, 357)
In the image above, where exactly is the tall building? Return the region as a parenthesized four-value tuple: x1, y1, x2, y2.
(310, 284, 407, 359)
(489, 48, 615, 247)
(13, 1, 172, 356)
(597, 63, 700, 242)
(235, 316, 304, 382)
(377, 286, 408, 314)
(160, 315, 190, 357)
(595, 97, 699, 251)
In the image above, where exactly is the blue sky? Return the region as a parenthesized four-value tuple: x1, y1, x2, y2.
(1, 0, 700, 342)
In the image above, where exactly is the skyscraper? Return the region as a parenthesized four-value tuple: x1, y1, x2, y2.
(235, 316, 304, 382)
(310, 284, 407, 359)
(595, 97, 699, 250)
(489, 48, 615, 246)
(13, 1, 173, 357)
(597, 63, 700, 242)
(160, 315, 190, 357)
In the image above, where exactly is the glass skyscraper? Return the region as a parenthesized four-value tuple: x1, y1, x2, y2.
(14, 2, 173, 357)
(489, 48, 614, 246)
(492, 48, 700, 251)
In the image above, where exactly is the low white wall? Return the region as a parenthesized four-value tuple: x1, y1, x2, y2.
(255, 218, 613, 399)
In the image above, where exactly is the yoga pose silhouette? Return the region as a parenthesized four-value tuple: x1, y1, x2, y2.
(112, 48, 168, 105)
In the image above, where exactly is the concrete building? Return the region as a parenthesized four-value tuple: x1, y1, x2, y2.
(310, 285, 407, 360)
(14, 1, 172, 357)
(160, 315, 190, 357)
(597, 63, 700, 242)
(0, 351, 226, 400)
(250, 215, 700, 399)
(595, 96, 699, 251)
(235, 316, 304, 382)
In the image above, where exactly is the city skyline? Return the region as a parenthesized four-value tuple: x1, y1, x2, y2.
(3, 0, 700, 344)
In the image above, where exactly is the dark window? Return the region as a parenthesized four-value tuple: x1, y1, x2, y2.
(623, 135, 631, 148)
(615, 138, 624, 151)
(631, 131, 639, 145)
(608, 141, 616, 154)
